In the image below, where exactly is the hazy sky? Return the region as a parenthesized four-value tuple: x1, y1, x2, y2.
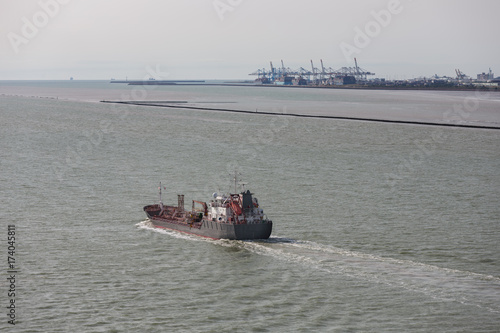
(1, 0, 499, 80)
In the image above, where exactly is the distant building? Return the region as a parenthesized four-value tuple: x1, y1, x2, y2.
(477, 69, 494, 81)
(293, 77, 308, 86)
(274, 76, 293, 86)
(334, 76, 356, 85)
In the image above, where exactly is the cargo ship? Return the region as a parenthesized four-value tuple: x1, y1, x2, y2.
(143, 178, 272, 240)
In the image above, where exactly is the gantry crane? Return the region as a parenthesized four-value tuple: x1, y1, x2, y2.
(249, 58, 375, 84)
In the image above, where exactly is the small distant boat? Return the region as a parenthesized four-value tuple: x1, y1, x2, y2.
(143, 174, 272, 240)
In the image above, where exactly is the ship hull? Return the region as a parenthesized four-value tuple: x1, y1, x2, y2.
(144, 205, 272, 240)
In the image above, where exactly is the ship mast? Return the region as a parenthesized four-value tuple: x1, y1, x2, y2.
(233, 171, 239, 194)
(231, 170, 247, 193)
(158, 182, 164, 210)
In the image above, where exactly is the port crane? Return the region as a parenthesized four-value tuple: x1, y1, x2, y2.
(455, 69, 470, 82)
(249, 58, 375, 84)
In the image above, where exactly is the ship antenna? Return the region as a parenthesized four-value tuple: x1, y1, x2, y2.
(159, 182, 164, 210)
(233, 171, 238, 193)
(232, 170, 241, 194)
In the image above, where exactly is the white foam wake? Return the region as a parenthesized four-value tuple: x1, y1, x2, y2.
(234, 236, 500, 314)
(136, 225, 500, 313)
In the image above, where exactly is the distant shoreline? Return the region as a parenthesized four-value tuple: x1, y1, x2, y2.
(113, 81, 499, 92)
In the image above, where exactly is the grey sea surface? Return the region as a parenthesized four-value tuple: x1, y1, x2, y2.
(1, 81, 500, 332)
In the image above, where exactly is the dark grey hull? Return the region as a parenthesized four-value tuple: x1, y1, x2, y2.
(149, 217, 272, 240)
(143, 203, 272, 240)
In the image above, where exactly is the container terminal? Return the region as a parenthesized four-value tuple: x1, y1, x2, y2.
(249, 59, 499, 89)
(109, 59, 498, 90)
(249, 58, 374, 86)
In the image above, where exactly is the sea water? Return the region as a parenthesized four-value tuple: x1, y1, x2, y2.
(1, 81, 499, 332)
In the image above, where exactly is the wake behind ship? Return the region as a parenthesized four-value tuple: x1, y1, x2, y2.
(143, 180, 272, 240)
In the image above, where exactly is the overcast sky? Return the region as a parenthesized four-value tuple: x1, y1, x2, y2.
(1, 0, 499, 80)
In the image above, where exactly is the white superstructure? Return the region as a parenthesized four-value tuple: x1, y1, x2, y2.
(208, 191, 266, 224)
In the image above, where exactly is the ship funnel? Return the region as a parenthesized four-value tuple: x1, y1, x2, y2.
(242, 190, 253, 213)
(178, 194, 184, 211)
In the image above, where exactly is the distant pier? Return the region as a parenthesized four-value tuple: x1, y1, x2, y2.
(110, 80, 205, 85)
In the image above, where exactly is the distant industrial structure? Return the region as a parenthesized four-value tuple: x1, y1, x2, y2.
(249, 60, 498, 89)
(477, 68, 495, 81)
(387, 68, 499, 89)
(249, 58, 374, 86)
